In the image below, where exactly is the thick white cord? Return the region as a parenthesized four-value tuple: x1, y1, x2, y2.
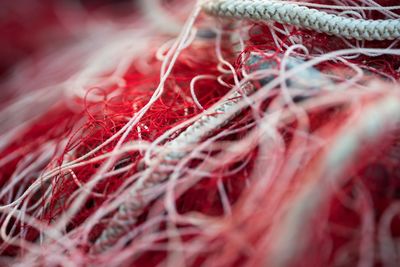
(202, 0, 400, 40)
(92, 81, 255, 252)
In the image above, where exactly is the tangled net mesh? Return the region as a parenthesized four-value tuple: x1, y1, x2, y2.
(1, 0, 400, 266)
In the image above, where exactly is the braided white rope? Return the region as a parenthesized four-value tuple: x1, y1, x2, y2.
(202, 0, 400, 40)
(92, 83, 254, 252)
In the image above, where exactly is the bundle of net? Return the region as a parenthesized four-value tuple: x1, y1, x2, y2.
(1, 0, 400, 266)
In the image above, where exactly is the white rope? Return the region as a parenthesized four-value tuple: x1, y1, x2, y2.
(92, 80, 255, 252)
(202, 0, 400, 40)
